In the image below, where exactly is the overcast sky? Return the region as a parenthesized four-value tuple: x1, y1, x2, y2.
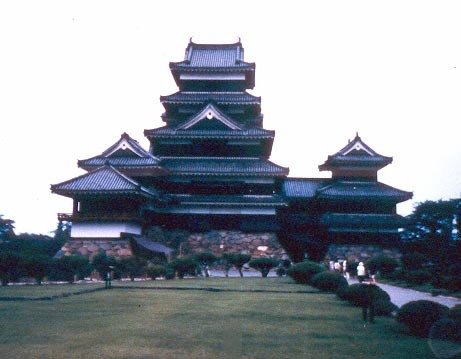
(1, 1, 460, 235)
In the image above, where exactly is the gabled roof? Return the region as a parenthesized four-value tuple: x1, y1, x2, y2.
(160, 157, 289, 177)
(319, 133, 392, 171)
(177, 103, 243, 130)
(316, 181, 413, 202)
(144, 126, 274, 140)
(170, 40, 255, 70)
(160, 91, 260, 105)
(78, 133, 163, 171)
(51, 165, 158, 199)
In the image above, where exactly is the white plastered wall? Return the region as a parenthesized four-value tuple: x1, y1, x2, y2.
(71, 222, 141, 238)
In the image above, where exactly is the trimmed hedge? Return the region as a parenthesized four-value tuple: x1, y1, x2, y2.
(145, 264, 166, 280)
(366, 255, 399, 278)
(249, 258, 278, 277)
(310, 271, 348, 292)
(286, 261, 325, 284)
(396, 300, 450, 337)
(337, 283, 396, 316)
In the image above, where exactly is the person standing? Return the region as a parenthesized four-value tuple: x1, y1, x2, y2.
(357, 262, 366, 283)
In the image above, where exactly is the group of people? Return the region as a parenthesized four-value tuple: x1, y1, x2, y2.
(330, 259, 375, 284)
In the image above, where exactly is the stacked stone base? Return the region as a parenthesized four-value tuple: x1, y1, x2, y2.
(187, 231, 286, 260)
(324, 244, 401, 263)
(56, 239, 133, 260)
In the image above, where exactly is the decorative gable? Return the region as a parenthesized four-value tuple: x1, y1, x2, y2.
(102, 133, 152, 158)
(177, 103, 243, 131)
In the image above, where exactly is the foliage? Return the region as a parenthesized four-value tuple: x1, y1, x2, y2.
(286, 261, 325, 284)
(50, 255, 91, 283)
(404, 269, 432, 286)
(1, 234, 62, 258)
(402, 199, 461, 274)
(338, 283, 396, 317)
(221, 253, 251, 277)
(432, 275, 461, 292)
(118, 257, 146, 281)
(366, 255, 399, 277)
(397, 300, 450, 337)
(275, 267, 286, 277)
(145, 227, 190, 256)
(144, 263, 167, 280)
(23, 254, 52, 285)
(449, 304, 461, 323)
(0, 251, 22, 286)
(310, 271, 348, 292)
(169, 258, 198, 279)
(0, 214, 15, 240)
(248, 257, 278, 277)
(194, 252, 217, 277)
(92, 252, 117, 280)
(400, 252, 426, 271)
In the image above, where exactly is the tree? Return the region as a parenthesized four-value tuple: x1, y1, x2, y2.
(92, 252, 117, 281)
(0, 215, 15, 240)
(0, 251, 21, 286)
(403, 199, 461, 274)
(249, 257, 278, 278)
(51, 255, 90, 283)
(222, 253, 251, 277)
(23, 254, 52, 285)
(194, 252, 217, 277)
(169, 258, 198, 279)
(118, 257, 146, 281)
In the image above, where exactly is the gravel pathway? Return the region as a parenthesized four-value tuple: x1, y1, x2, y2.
(349, 279, 461, 308)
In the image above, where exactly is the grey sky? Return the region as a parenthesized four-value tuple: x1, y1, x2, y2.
(1, 1, 460, 234)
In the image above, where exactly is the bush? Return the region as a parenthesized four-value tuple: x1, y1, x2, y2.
(400, 252, 426, 271)
(92, 252, 117, 280)
(338, 283, 396, 317)
(145, 264, 166, 280)
(194, 252, 217, 277)
(249, 257, 278, 277)
(432, 275, 461, 292)
(275, 267, 286, 277)
(310, 271, 348, 292)
(221, 253, 251, 277)
(118, 257, 146, 281)
(23, 254, 52, 285)
(286, 261, 325, 284)
(405, 269, 432, 285)
(50, 255, 91, 283)
(170, 258, 198, 279)
(396, 300, 450, 337)
(449, 304, 461, 323)
(366, 255, 399, 278)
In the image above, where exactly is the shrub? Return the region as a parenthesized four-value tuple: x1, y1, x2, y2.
(449, 304, 461, 323)
(432, 275, 461, 292)
(50, 255, 91, 283)
(310, 271, 348, 292)
(92, 252, 117, 280)
(338, 283, 396, 317)
(286, 261, 325, 284)
(145, 264, 166, 280)
(249, 257, 278, 277)
(366, 255, 399, 278)
(221, 253, 251, 277)
(118, 257, 146, 281)
(170, 258, 198, 279)
(23, 254, 52, 285)
(396, 300, 450, 337)
(405, 269, 432, 285)
(194, 252, 217, 277)
(0, 251, 22, 286)
(400, 252, 426, 271)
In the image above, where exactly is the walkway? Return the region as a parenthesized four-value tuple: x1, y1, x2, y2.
(349, 278, 461, 308)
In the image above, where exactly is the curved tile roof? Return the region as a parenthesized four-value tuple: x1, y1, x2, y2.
(51, 166, 157, 198)
(160, 91, 260, 105)
(144, 126, 274, 139)
(161, 157, 289, 176)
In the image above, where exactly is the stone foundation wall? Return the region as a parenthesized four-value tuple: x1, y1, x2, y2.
(56, 239, 133, 260)
(187, 231, 286, 259)
(324, 244, 401, 263)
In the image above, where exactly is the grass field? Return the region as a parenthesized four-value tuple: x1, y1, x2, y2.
(0, 277, 435, 358)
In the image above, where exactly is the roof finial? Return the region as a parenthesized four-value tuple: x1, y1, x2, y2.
(189, 37, 193, 43)
(355, 131, 360, 139)
(238, 36, 241, 43)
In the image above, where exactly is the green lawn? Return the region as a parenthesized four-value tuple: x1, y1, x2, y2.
(0, 278, 435, 358)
